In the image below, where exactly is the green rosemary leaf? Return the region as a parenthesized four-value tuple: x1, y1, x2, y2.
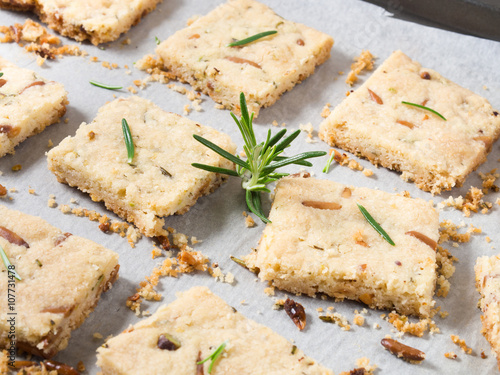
(227, 30, 277, 47)
(322, 151, 336, 173)
(193, 135, 249, 169)
(0, 244, 21, 281)
(121, 118, 135, 165)
(0, 72, 3, 77)
(246, 190, 269, 223)
(155, 36, 161, 45)
(191, 163, 239, 176)
(193, 92, 323, 223)
(263, 151, 326, 174)
(274, 130, 301, 152)
(266, 129, 287, 150)
(273, 156, 312, 167)
(197, 341, 228, 374)
(89, 80, 122, 90)
(401, 101, 446, 121)
(356, 203, 395, 246)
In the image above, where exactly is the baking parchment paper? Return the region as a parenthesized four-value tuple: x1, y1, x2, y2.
(0, 0, 499, 373)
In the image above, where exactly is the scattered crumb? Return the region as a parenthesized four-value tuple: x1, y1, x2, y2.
(486, 236, 492, 243)
(11, 164, 22, 171)
(319, 312, 351, 331)
(0, 19, 87, 61)
(47, 139, 53, 148)
(346, 50, 375, 86)
(299, 122, 318, 143)
(451, 334, 473, 354)
(151, 247, 163, 259)
(386, 312, 431, 337)
(127, 86, 138, 94)
(0, 184, 7, 197)
(122, 38, 131, 45)
(372, 323, 380, 329)
(214, 103, 225, 110)
(77, 361, 86, 372)
(127, 238, 210, 314)
(93, 332, 103, 339)
(210, 266, 235, 284)
(273, 299, 285, 310)
(481, 351, 488, 359)
(440, 311, 449, 319)
(340, 357, 377, 375)
(28, 188, 36, 195)
(439, 220, 481, 244)
(437, 186, 493, 216)
(363, 169, 374, 177)
(264, 287, 275, 296)
(444, 352, 457, 359)
(353, 314, 365, 326)
(320, 103, 331, 118)
(183, 104, 191, 115)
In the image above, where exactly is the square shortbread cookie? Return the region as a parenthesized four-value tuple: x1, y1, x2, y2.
(0, 0, 162, 45)
(245, 175, 439, 317)
(155, 0, 333, 117)
(0, 56, 67, 158)
(0, 204, 119, 358)
(97, 286, 333, 374)
(319, 50, 500, 194)
(475, 255, 500, 370)
(47, 96, 236, 238)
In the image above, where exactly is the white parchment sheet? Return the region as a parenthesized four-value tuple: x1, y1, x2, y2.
(1, 0, 499, 373)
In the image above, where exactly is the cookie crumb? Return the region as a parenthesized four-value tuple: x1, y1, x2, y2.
(346, 50, 375, 86)
(450, 334, 473, 354)
(444, 352, 457, 359)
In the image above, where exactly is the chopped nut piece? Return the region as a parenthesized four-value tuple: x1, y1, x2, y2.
(157, 333, 181, 351)
(381, 338, 425, 362)
(0, 185, 7, 197)
(444, 352, 457, 359)
(367, 88, 383, 105)
(406, 231, 437, 250)
(284, 298, 306, 330)
(0, 225, 29, 247)
(302, 201, 341, 210)
(225, 56, 261, 69)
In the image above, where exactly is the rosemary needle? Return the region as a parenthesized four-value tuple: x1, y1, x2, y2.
(197, 341, 228, 374)
(0, 72, 3, 77)
(401, 101, 446, 121)
(322, 151, 336, 173)
(0, 244, 22, 281)
(227, 30, 277, 47)
(155, 36, 161, 45)
(357, 203, 395, 246)
(89, 80, 122, 90)
(192, 92, 325, 223)
(121, 118, 135, 165)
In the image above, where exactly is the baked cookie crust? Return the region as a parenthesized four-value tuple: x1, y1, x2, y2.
(475, 255, 500, 370)
(97, 286, 333, 374)
(155, 0, 333, 117)
(0, 56, 67, 158)
(0, 0, 162, 45)
(245, 175, 439, 317)
(0, 204, 119, 358)
(319, 50, 500, 194)
(47, 96, 236, 238)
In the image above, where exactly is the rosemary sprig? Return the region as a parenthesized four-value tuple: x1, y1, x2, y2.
(228, 30, 277, 47)
(121, 118, 135, 165)
(356, 203, 395, 246)
(0, 244, 22, 281)
(155, 36, 161, 45)
(89, 80, 122, 90)
(322, 151, 336, 173)
(401, 101, 446, 121)
(197, 341, 228, 374)
(192, 93, 325, 223)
